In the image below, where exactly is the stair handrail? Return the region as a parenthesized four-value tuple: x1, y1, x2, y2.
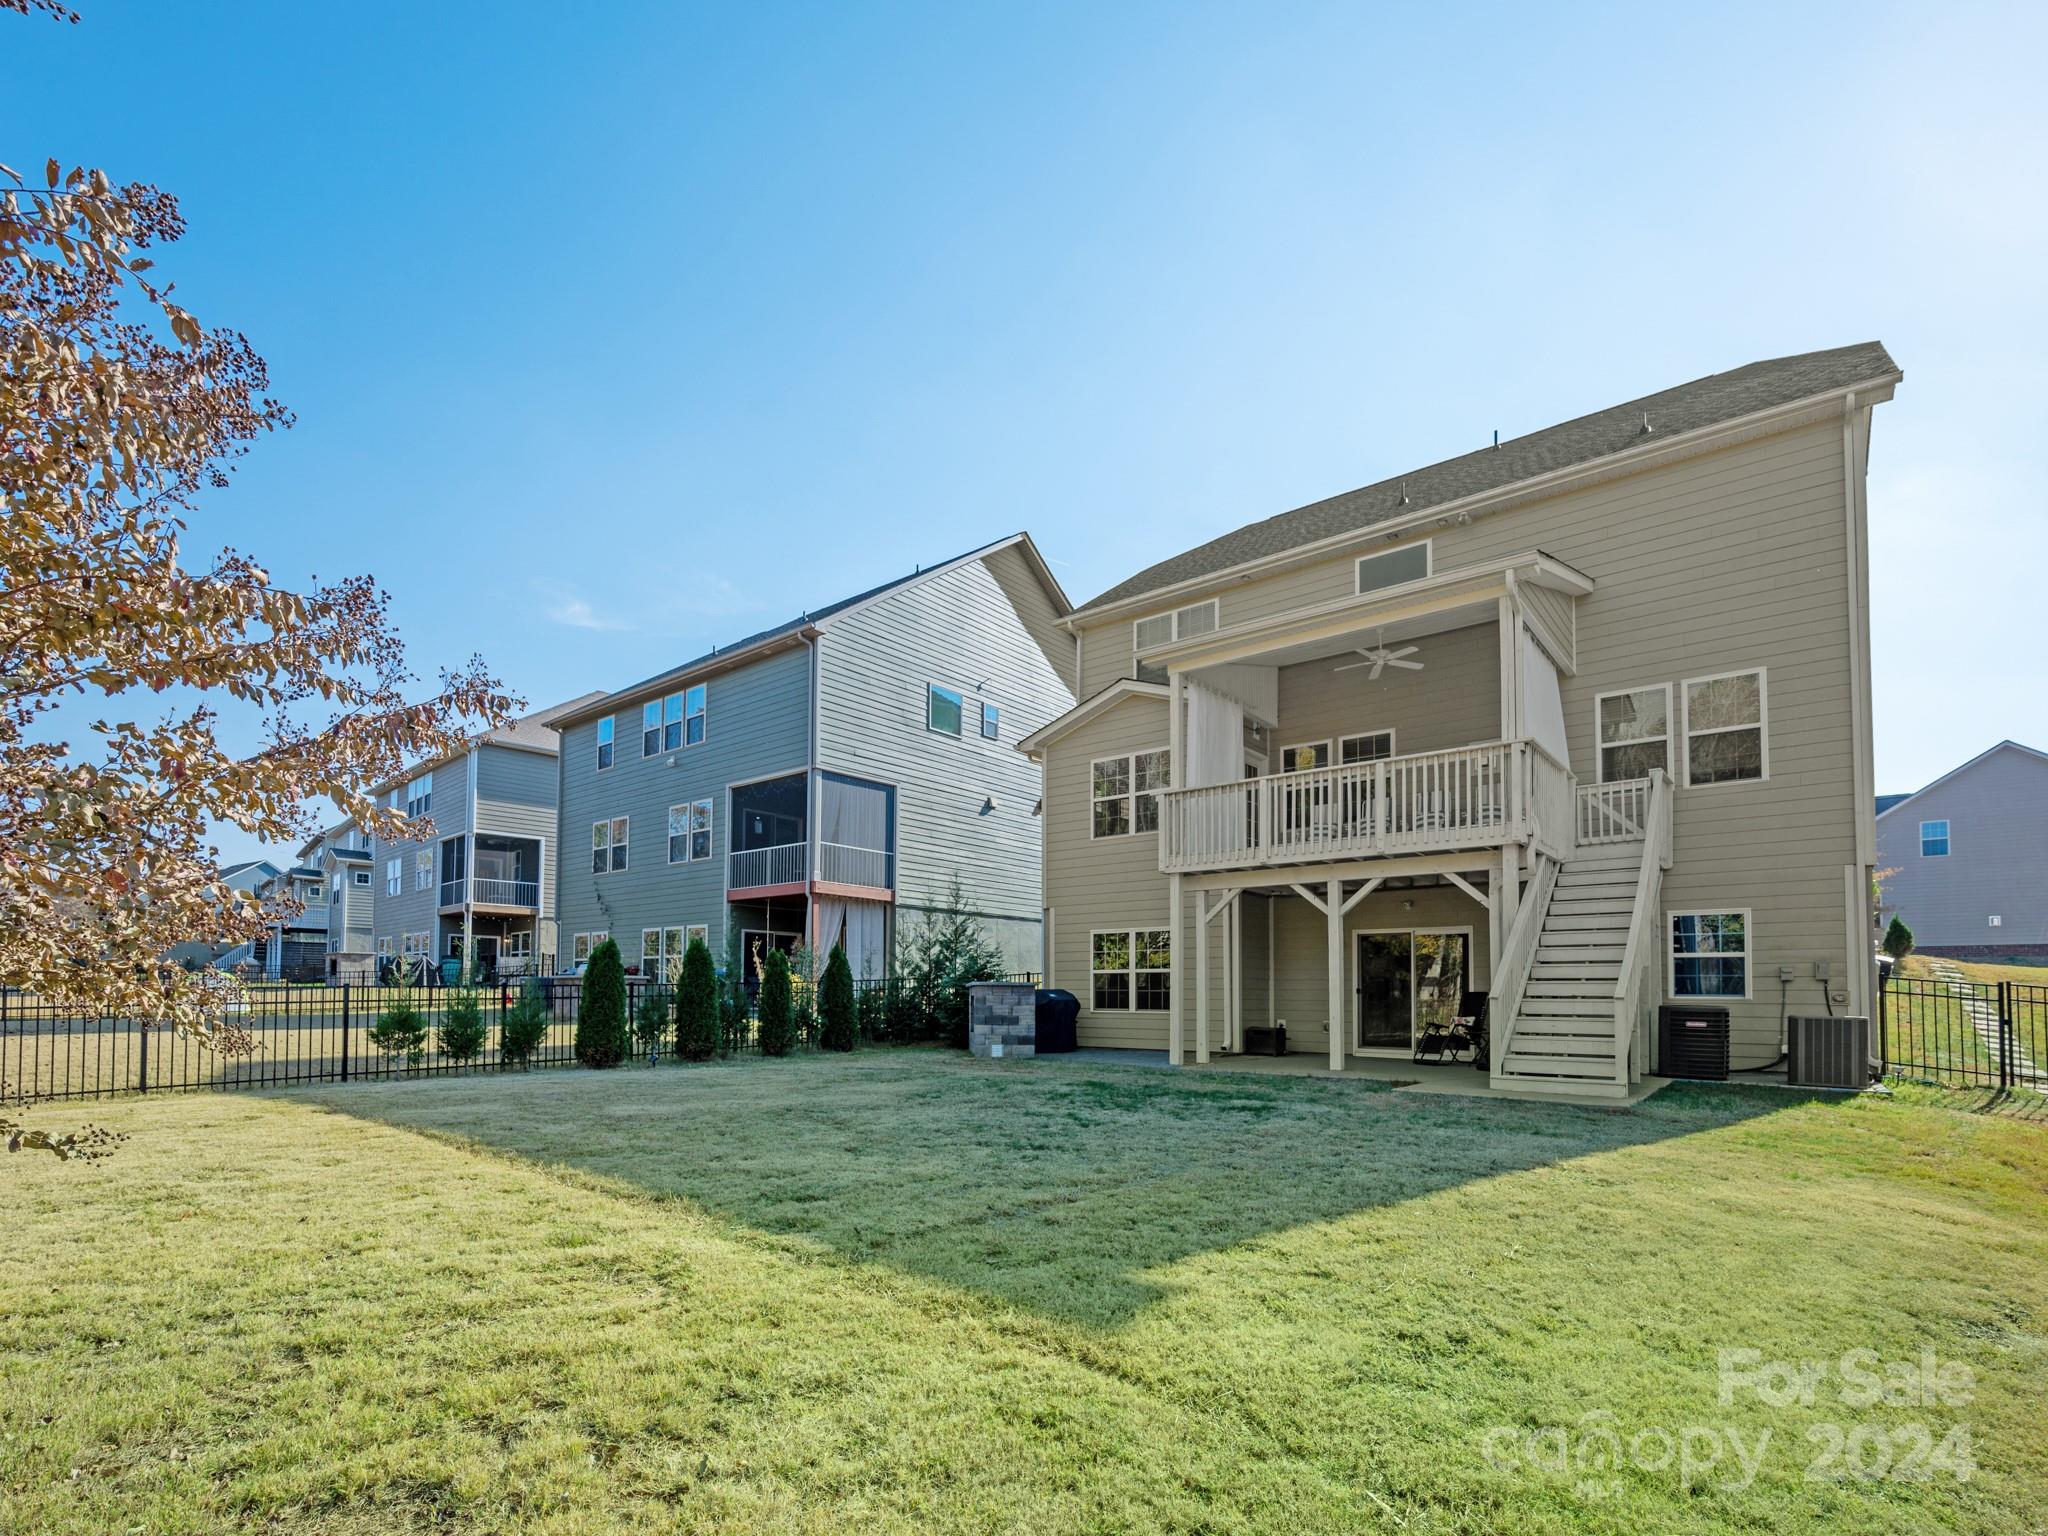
(1609, 768, 1673, 1084)
(1488, 850, 1560, 1078)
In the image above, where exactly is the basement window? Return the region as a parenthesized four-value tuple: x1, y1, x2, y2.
(1669, 910, 1750, 1000)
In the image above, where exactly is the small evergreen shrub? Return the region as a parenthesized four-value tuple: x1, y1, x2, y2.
(575, 938, 630, 1068)
(676, 936, 719, 1061)
(1882, 915, 1915, 974)
(439, 990, 487, 1064)
(856, 980, 884, 1044)
(633, 984, 673, 1062)
(819, 943, 856, 1051)
(501, 988, 551, 1068)
(756, 948, 796, 1057)
(369, 997, 429, 1069)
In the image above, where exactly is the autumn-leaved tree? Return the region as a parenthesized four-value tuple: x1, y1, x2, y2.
(2, 9, 512, 1159)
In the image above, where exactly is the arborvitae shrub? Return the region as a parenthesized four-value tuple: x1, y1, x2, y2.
(676, 937, 719, 1061)
(576, 938, 629, 1068)
(756, 948, 796, 1057)
(819, 944, 856, 1051)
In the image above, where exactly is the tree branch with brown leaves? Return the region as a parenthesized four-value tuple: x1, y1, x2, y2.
(2, 159, 515, 1051)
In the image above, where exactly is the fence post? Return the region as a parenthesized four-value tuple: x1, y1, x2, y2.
(1876, 979, 1888, 1079)
(341, 983, 351, 1083)
(137, 1012, 148, 1093)
(1999, 981, 2013, 1091)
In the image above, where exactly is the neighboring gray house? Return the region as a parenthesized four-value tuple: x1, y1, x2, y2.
(367, 692, 603, 979)
(167, 859, 285, 970)
(1876, 741, 2048, 957)
(305, 819, 375, 981)
(253, 863, 329, 980)
(549, 534, 1074, 983)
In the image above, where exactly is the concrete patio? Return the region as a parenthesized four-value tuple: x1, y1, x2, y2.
(1045, 1047, 1671, 1106)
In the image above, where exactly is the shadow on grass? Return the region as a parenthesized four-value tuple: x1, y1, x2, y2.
(293, 1052, 1807, 1327)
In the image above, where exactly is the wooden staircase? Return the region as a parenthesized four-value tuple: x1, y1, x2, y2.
(1496, 844, 1644, 1094)
(1490, 768, 1673, 1099)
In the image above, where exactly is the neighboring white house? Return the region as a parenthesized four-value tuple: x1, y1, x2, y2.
(1022, 342, 1899, 1096)
(1876, 740, 2048, 957)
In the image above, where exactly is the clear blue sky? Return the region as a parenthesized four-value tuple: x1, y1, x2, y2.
(15, 1, 2045, 867)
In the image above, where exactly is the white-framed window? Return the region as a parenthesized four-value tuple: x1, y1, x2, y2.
(446, 933, 464, 959)
(1091, 749, 1171, 837)
(668, 798, 713, 863)
(641, 928, 663, 975)
(332, 872, 344, 902)
(1281, 741, 1331, 773)
(980, 701, 1000, 741)
(414, 849, 431, 891)
(306, 880, 325, 906)
(385, 857, 401, 896)
(406, 772, 432, 819)
(376, 936, 394, 957)
(1920, 820, 1950, 857)
(928, 683, 965, 736)
(1091, 928, 1171, 1012)
(1669, 910, 1751, 1000)
(1132, 599, 1220, 685)
(591, 816, 628, 874)
(685, 683, 706, 746)
(1356, 540, 1431, 596)
(504, 931, 533, 960)
(1338, 731, 1393, 765)
(401, 931, 432, 959)
(1595, 684, 1671, 783)
(596, 716, 614, 771)
(686, 923, 709, 950)
(353, 869, 371, 887)
(1681, 669, 1767, 786)
(572, 930, 608, 964)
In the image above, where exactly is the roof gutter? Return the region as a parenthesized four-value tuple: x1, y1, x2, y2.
(1061, 370, 1904, 629)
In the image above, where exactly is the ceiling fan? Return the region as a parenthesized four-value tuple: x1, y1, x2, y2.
(1334, 629, 1424, 680)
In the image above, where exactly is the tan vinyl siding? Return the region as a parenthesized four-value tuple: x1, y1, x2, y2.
(1056, 420, 1861, 1066)
(1042, 693, 1175, 1048)
(1520, 582, 1575, 670)
(1275, 619, 1501, 758)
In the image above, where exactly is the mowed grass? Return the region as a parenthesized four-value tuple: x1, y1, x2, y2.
(5, 1055, 2046, 1534)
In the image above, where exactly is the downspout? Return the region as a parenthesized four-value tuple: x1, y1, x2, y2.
(807, 633, 821, 963)
(1841, 392, 1877, 1023)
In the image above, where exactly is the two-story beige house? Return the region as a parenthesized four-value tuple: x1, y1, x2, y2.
(1022, 343, 1898, 1096)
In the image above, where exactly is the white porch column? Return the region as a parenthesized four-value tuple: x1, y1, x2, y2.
(1326, 875, 1345, 1072)
(1499, 841, 1520, 966)
(1195, 889, 1210, 1064)
(1225, 897, 1238, 1052)
(1168, 872, 1185, 1065)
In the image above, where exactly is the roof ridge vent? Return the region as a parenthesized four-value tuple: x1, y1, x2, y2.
(1640, 411, 1654, 435)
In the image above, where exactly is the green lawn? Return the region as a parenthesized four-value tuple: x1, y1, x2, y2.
(5, 1053, 2045, 1534)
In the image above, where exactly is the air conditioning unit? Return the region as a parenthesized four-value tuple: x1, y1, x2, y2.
(1788, 1015, 1870, 1091)
(1658, 1004, 1729, 1080)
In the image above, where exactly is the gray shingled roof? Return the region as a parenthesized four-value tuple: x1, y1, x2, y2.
(1079, 341, 1899, 613)
(553, 533, 1043, 726)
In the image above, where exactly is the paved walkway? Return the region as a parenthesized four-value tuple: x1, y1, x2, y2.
(1926, 962, 2045, 1085)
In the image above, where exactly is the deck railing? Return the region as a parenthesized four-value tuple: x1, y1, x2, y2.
(1609, 768, 1674, 1084)
(471, 878, 539, 908)
(1576, 777, 1652, 844)
(817, 841, 892, 889)
(730, 841, 807, 890)
(1160, 739, 1570, 873)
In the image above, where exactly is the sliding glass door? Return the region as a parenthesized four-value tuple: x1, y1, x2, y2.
(1354, 929, 1472, 1052)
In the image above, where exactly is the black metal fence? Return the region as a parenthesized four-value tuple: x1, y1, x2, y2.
(1878, 974, 2048, 1090)
(0, 973, 1040, 1106)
